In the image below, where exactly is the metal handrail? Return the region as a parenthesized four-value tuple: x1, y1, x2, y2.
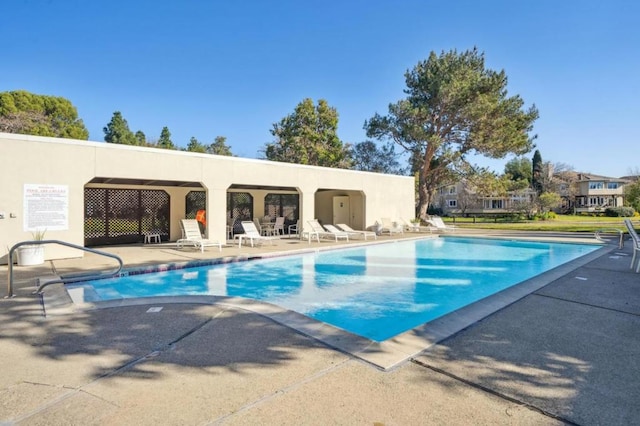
(594, 228, 625, 249)
(7, 240, 123, 298)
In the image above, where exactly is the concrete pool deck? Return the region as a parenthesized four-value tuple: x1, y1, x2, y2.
(1, 230, 639, 424)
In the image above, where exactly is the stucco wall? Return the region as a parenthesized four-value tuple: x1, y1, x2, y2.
(1, 132, 414, 263)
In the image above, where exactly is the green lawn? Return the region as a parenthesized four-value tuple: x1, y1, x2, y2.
(445, 215, 636, 233)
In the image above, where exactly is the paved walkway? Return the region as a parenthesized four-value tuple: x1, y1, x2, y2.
(1, 231, 638, 425)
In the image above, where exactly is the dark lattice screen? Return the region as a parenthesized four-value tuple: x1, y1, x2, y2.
(185, 191, 206, 234)
(185, 191, 206, 219)
(264, 193, 299, 232)
(141, 190, 170, 238)
(227, 192, 253, 234)
(84, 188, 170, 246)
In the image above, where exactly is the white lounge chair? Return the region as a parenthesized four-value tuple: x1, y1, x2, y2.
(336, 223, 377, 240)
(624, 219, 640, 273)
(426, 216, 457, 233)
(323, 224, 352, 241)
(400, 218, 433, 233)
(378, 218, 403, 235)
(177, 219, 222, 252)
(235, 221, 280, 248)
(299, 223, 321, 243)
(307, 219, 349, 242)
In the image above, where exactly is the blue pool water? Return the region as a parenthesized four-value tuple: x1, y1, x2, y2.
(69, 237, 598, 341)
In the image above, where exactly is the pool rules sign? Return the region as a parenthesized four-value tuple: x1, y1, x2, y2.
(23, 184, 69, 231)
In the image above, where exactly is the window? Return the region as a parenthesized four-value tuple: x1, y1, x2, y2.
(448, 200, 457, 207)
(607, 182, 619, 189)
(589, 197, 605, 206)
(483, 199, 503, 209)
(448, 186, 456, 194)
(589, 182, 604, 189)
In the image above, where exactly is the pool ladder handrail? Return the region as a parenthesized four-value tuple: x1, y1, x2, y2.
(594, 228, 625, 249)
(6, 240, 124, 298)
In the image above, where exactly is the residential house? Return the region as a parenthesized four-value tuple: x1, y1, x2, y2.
(434, 181, 537, 217)
(435, 172, 631, 217)
(557, 173, 631, 213)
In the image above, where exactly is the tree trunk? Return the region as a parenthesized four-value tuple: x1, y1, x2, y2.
(417, 182, 430, 219)
(417, 143, 437, 219)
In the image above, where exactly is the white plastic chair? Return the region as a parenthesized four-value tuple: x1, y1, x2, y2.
(176, 219, 222, 252)
(235, 221, 280, 248)
(288, 219, 300, 237)
(272, 216, 285, 236)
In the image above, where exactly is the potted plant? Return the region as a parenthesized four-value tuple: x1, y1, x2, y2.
(16, 228, 46, 266)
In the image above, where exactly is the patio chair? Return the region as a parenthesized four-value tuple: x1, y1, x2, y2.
(307, 219, 349, 242)
(235, 221, 280, 248)
(176, 219, 222, 252)
(226, 216, 236, 240)
(253, 217, 267, 236)
(259, 216, 277, 236)
(288, 219, 301, 238)
(426, 216, 457, 233)
(378, 218, 404, 235)
(272, 216, 285, 236)
(336, 223, 377, 240)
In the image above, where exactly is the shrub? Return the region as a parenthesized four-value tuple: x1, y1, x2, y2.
(604, 207, 635, 217)
(534, 211, 557, 221)
(427, 205, 443, 216)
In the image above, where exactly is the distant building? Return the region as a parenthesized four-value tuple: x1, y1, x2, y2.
(433, 181, 537, 217)
(433, 172, 632, 216)
(556, 173, 631, 214)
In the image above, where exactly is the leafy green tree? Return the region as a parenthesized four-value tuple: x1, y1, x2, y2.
(135, 130, 147, 146)
(157, 126, 175, 149)
(624, 179, 640, 212)
(538, 191, 562, 212)
(504, 157, 533, 184)
(532, 149, 544, 194)
(365, 48, 538, 218)
(456, 167, 506, 215)
(264, 98, 351, 168)
(469, 168, 507, 198)
(208, 136, 233, 156)
(103, 111, 138, 145)
(0, 90, 89, 139)
(186, 136, 207, 153)
(351, 140, 403, 174)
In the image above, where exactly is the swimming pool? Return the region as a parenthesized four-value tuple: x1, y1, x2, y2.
(68, 237, 599, 341)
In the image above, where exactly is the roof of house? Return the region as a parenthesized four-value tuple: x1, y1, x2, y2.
(574, 173, 632, 183)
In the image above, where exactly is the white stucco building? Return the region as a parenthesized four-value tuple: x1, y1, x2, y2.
(0, 133, 415, 264)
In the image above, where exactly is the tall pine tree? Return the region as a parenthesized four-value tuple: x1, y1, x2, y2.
(103, 111, 137, 145)
(157, 126, 175, 150)
(532, 149, 544, 194)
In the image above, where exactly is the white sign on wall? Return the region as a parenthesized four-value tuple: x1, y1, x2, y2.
(23, 184, 69, 231)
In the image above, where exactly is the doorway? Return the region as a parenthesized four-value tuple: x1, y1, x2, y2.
(333, 196, 350, 225)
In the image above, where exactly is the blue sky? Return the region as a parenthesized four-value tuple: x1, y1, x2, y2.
(2, 0, 638, 177)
